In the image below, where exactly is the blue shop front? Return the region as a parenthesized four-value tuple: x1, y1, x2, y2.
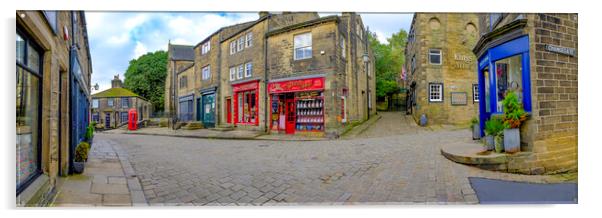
(476, 35, 532, 136)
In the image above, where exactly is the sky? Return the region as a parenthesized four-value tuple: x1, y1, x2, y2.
(86, 12, 413, 93)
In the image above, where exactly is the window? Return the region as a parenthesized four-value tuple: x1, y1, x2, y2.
(245, 62, 252, 78)
(92, 99, 99, 108)
(202, 65, 211, 80)
(245, 32, 253, 47)
(340, 37, 346, 58)
(429, 83, 443, 102)
(120, 112, 128, 123)
(483, 69, 491, 113)
(237, 37, 244, 52)
(42, 11, 58, 34)
(230, 41, 236, 54)
(201, 42, 210, 55)
(180, 76, 187, 89)
(356, 22, 363, 39)
(429, 49, 442, 65)
(473, 84, 479, 102)
(72, 12, 78, 44)
(237, 90, 257, 124)
(121, 97, 129, 108)
(92, 113, 99, 122)
(108, 98, 114, 107)
(229, 67, 236, 81)
(408, 28, 415, 43)
(237, 65, 244, 79)
(294, 33, 312, 60)
(494, 54, 523, 112)
(411, 55, 416, 73)
(489, 13, 503, 31)
(16, 30, 42, 192)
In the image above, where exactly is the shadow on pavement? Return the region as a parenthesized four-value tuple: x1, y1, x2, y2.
(469, 177, 577, 204)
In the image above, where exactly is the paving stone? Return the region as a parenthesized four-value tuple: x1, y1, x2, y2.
(103, 194, 132, 206)
(91, 183, 130, 195)
(108, 176, 127, 184)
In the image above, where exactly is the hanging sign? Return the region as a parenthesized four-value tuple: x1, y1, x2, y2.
(268, 77, 325, 94)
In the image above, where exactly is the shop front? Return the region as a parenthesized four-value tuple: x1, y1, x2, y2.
(477, 35, 532, 136)
(268, 76, 325, 135)
(178, 94, 194, 122)
(233, 80, 260, 126)
(198, 88, 216, 128)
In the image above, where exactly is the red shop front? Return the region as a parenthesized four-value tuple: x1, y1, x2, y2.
(233, 80, 260, 126)
(268, 77, 325, 135)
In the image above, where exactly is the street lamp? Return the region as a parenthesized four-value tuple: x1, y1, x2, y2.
(363, 51, 370, 119)
(93, 83, 99, 91)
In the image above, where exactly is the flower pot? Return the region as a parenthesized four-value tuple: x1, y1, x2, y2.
(503, 128, 520, 153)
(472, 125, 481, 140)
(494, 135, 504, 153)
(483, 135, 494, 151)
(72, 161, 85, 174)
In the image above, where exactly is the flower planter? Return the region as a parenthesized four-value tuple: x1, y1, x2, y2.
(494, 135, 504, 153)
(472, 125, 481, 140)
(72, 161, 85, 174)
(483, 135, 494, 151)
(503, 128, 520, 153)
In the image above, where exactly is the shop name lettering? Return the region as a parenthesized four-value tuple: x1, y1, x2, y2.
(453, 53, 474, 69)
(545, 44, 576, 57)
(270, 79, 323, 92)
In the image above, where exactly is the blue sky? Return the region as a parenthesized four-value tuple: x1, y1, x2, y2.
(86, 12, 413, 93)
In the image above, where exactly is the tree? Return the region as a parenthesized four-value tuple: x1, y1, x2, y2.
(124, 50, 168, 112)
(369, 29, 408, 101)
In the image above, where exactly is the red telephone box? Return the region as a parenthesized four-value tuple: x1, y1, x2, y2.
(128, 108, 138, 130)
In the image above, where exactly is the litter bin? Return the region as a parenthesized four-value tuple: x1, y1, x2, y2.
(128, 108, 138, 130)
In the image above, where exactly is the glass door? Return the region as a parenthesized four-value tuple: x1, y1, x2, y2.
(202, 94, 215, 128)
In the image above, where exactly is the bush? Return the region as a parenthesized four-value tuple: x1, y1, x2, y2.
(75, 142, 90, 162)
(470, 117, 479, 129)
(502, 91, 528, 128)
(484, 116, 506, 136)
(85, 123, 95, 142)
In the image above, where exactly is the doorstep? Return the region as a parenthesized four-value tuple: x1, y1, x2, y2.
(441, 141, 531, 171)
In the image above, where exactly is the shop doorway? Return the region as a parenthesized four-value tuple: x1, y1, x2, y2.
(285, 98, 296, 134)
(226, 97, 232, 124)
(105, 112, 111, 128)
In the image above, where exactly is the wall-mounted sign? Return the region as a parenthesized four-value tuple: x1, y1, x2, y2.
(453, 53, 475, 70)
(450, 92, 467, 106)
(268, 77, 324, 94)
(545, 44, 576, 57)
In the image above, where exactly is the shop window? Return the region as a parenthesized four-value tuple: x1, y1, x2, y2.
(201, 41, 210, 55)
(237, 90, 257, 124)
(429, 49, 441, 65)
(92, 99, 99, 108)
(495, 54, 523, 112)
(121, 97, 130, 108)
(245, 62, 252, 78)
(294, 33, 312, 60)
(237, 65, 244, 80)
(202, 65, 211, 80)
(229, 67, 236, 81)
(429, 83, 443, 102)
(16, 30, 42, 192)
(245, 32, 253, 48)
(237, 37, 244, 52)
(483, 68, 490, 113)
(473, 84, 479, 102)
(230, 41, 236, 55)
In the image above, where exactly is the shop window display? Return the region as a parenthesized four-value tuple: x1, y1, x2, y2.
(495, 54, 523, 112)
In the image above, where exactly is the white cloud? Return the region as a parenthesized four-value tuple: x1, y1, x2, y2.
(124, 14, 150, 29)
(133, 41, 148, 59)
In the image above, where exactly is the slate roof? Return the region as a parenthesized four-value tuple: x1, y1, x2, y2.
(169, 44, 194, 61)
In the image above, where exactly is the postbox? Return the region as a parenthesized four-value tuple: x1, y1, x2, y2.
(128, 108, 138, 130)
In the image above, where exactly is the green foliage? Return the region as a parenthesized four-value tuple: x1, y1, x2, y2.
(75, 142, 90, 162)
(124, 50, 168, 112)
(368, 29, 407, 98)
(470, 117, 479, 129)
(85, 123, 95, 142)
(484, 116, 507, 136)
(502, 91, 527, 128)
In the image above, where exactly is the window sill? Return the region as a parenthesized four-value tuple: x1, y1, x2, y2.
(17, 174, 49, 207)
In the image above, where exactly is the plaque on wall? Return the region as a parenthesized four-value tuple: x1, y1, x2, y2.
(450, 92, 467, 106)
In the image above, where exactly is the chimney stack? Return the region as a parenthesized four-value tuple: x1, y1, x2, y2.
(111, 74, 123, 88)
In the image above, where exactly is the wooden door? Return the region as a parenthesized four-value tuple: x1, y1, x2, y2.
(226, 98, 232, 124)
(285, 99, 295, 134)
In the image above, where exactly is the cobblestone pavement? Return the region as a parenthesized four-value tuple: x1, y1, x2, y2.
(99, 112, 569, 206)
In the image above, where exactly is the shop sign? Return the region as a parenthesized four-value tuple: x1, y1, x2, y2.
(233, 81, 259, 92)
(453, 53, 474, 70)
(268, 77, 325, 94)
(545, 44, 576, 57)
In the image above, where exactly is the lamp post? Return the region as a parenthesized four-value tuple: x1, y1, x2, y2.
(363, 28, 371, 120)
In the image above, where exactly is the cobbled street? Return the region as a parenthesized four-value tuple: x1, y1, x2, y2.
(99, 112, 568, 205)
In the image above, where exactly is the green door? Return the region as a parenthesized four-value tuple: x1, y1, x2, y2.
(202, 93, 215, 128)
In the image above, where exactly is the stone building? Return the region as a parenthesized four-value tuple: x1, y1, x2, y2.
(165, 43, 194, 126)
(16, 11, 92, 205)
(472, 13, 577, 174)
(404, 13, 480, 126)
(166, 12, 376, 137)
(91, 75, 152, 129)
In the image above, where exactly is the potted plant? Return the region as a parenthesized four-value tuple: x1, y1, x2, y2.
(85, 122, 95, 144)
(502, 91, 528, 153)
(470, 117, 480, 140)
(73, 141, 90, 174)
(485, 116, 505, 153)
